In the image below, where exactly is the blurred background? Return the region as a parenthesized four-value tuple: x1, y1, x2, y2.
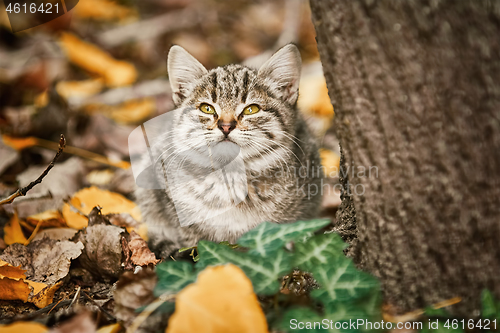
(0, 0, 340, 222)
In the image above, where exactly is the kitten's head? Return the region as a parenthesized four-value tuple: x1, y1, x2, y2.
(166, 44, 301, 171)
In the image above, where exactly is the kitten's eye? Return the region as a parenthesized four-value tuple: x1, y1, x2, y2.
(199, 103, 215, 114)
(243, 104, 260, 115)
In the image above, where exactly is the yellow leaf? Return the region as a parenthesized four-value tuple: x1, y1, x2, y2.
(298, 74, 334, 118)
(29, 281, 63, 309)
(0, 321, 48, 333)
(85, 97, 155, 125)
(320, 148, 340, 178)
(167, 264, 268, 333)
(26, 210, 67, 228)
(56, 79, 104, 101)
(0, 260, 62, 308)
(97, 323, 122, 333)
(75, 0, 137, 22)
(62, 186, 142, 229)
(2, 135, 38, 151)
(4, 213, 28, 245)
(0, 277, 31, 302)
(59, 32, 137, 87)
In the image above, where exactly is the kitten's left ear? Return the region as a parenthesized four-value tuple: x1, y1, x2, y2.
(257, 44, 302, 105)
(168, 45, 208, 105)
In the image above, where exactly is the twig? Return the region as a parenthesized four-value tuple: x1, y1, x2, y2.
(127, 293, 175, 333)
(0, 135, 66, 206)
(67, 286, 81, 310)
(81, 290, 116, 321)
(11, 191, 53, 203)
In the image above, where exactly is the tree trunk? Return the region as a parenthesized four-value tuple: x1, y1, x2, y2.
(310, 0, 500, 316)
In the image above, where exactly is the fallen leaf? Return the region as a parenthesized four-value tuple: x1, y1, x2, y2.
(85, 97, 155, 125)
(319, 148, 340, 178)
(62, 186, 141, 230)
(167, 264, 268, 333)
(114, 268, 157, 324)
(0, 137, 19, 174)
(76, 224, 125, 279)
(49, 311, 96, 333)
(0, 238, 84, 285)
(0, 321, 48, 333)
(32, 228, 78, 242)
(29, 281, 63, 308)
(2, 135, 38, 151)
(298, 73, 334, 118)
(127, 231, 159, 267)
(86, 169, 115, 186)
(74, 0, 137, 22)
(96, 323, 122, 333)
(26, 210, 67, 229)
(56, 79, 104, 103)
(59, 32, 138, 87)
(4, 213, 28, 245)
(15, 157, 86, 219)
(108, 213, 147, 240)
(0, 260, 61, 308)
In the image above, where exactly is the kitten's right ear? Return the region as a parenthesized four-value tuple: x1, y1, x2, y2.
(167, 45, 208, 105)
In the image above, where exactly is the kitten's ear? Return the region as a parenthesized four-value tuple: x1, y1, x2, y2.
(168, 45, 208, 105)
(257, 44, 302, 105)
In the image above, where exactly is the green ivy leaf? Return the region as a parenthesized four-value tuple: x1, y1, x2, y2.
(238, 219, 331, 256)
(482, 289, 500, 320)
(294, 234, 380, 316)
(154, 261, 197, 297)
(196, 240, 292, 295)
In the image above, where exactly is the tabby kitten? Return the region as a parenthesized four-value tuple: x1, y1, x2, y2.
(135, 44, 323, 258)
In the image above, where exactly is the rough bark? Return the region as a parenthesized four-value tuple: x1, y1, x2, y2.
(310, 0, 500, 316)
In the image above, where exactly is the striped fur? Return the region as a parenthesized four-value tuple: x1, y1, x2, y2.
(136, 45, 323, 258)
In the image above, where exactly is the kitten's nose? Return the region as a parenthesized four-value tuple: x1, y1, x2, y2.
(218, 120, 237, 136)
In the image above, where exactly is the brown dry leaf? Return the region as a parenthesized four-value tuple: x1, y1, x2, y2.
(167, 264, 268, 333)
(113, 268, 157, 324)
(56, 79, 104, 102)
(0, 238, 84, 285)
(108, 213, 148, 241)
(127, 231, 159, 267)
(0, 137, 19, 174)
(0, 321, 48, 333)
(85, 97, 156, 125)
(76, 224, 125, 279)
(74, 0, 137, 22)
(59, 32, 137, 87)
(319, 148, 340, 178)
(49, 311, 97, 333)
(4, 213, 28, 245)
(62, 186, 141, 229)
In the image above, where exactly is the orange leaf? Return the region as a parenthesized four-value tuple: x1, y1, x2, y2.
(2, 135, 38, 151)
(62, 186, 142, 229)
(319, 148, 340, 178)
(29, 281, 63, 309)
(0, 321, 48, 333)
(59, 32, 137, 87)
(26, 210, 67, 229)
(167, 264, 268, 333)
(4, 213, 28, 245)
